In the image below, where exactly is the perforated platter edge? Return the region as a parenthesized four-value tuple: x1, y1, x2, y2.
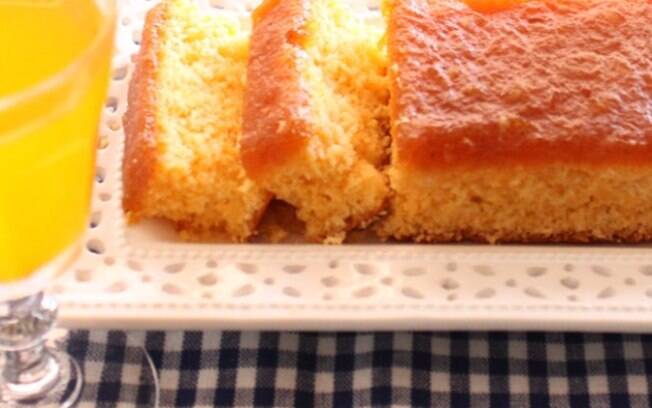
(55, 0, 652, 332)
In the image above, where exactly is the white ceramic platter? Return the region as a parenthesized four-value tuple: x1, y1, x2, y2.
(55, 0, 652, 332)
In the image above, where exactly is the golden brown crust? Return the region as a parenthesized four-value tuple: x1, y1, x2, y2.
(387, 0, 652, 171)
(122, 3, 168, 218)
(461, 0, 528, 14)
(240, 0, 312, 179)
(389, 230, 652, 244)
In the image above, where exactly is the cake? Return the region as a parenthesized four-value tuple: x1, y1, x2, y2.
(122, 0, 270, 241)
(240, 0, 390, 243)
(381, 0, 652, 243)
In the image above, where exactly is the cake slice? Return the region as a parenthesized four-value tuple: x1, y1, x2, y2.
(122, 0, 270, 241)
(241, 0, 390, 243)
(381, 0, 652, 243)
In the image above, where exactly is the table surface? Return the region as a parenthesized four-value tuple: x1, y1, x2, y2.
(62, 330, 652, 407)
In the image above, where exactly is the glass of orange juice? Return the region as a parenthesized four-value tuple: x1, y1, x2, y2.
(0, 0, 116, 404)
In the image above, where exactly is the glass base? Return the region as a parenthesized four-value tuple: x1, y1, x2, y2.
(0, 292, 82, 407)
(0, 349, 82, 407)
(136, 345, 161, 408)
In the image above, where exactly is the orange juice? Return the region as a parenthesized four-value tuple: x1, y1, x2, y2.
(0, 0, 115, 282)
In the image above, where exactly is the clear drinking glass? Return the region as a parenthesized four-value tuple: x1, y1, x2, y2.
(0, 0, 117, 405)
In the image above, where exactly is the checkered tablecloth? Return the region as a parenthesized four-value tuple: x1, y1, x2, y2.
(65, 330, 652, 407)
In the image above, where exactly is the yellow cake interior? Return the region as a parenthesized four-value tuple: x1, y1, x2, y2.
(255, 0, 390, 243)
(382, 164, 652, 243)
(137, 0, 269, 241)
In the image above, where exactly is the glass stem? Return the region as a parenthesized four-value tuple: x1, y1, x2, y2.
(0, 291, 61, 401)
(4, 344, 51, 385)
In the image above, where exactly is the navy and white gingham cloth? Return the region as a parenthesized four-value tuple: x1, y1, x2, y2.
(65, 330, 652, 407)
